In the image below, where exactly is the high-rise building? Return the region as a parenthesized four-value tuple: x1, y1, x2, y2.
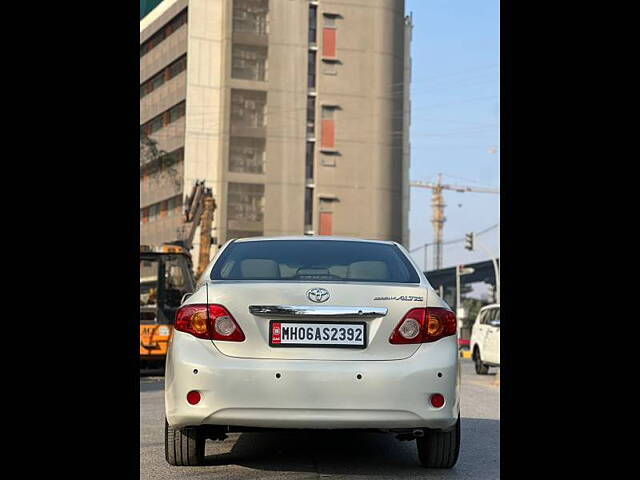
(140, 0, 412, 263)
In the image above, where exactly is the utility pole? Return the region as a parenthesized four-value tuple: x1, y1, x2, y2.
(422, 242, 430, 272)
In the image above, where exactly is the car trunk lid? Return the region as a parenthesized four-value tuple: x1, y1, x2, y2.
(206, 281, 428, 360)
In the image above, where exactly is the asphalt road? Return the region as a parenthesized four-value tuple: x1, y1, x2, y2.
(140, 359, 499, 479)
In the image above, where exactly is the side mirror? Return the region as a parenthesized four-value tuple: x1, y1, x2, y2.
(180, 292, 193, 304)
(488, 319, 500, 327)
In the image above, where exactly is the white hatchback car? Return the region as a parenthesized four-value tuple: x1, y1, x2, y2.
(470, 304, 500, 374)
(164, 237, 460, 468)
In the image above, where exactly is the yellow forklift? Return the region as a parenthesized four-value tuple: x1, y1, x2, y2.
(140, 244, 195, 369)
(140, 181, 216, 369)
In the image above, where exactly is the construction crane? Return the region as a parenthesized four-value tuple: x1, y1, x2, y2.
(178, 180, 217, 277)
(410, 173, 499, 269)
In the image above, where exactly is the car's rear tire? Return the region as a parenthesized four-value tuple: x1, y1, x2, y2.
(416, 416, 460, 468)
(474, 349, 489, 375)
(165, 418, 205, 466)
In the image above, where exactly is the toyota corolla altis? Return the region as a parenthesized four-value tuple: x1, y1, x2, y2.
(164, 237, 460, 468)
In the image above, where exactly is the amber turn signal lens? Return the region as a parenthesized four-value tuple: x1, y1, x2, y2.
(426, 314, 443, 336)
(191, 310, 208, 335)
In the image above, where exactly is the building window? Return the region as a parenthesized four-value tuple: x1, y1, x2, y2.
(230, 90, 267, 129)
(167, 195, 182, 217)
(309, 5, 317, 44)
(140, 9, 188, 58)
(232, 0, 269, 35)
(168, 102, 185, 122)
(140, 147, 184, 178)
(140, 55, 187, 99)
(227, 183, 265, 223)
(321, 106, 337, 149)
(232, 45, 268, 81)
(322, 14, 338, 59)
(229, 137, 266, 173)
(306, 97, 316, 136)
(308, 50, 317, 89)
(305, 141, 314, 181)
(148, 204, 160, 223)
(304, 187, 313, 229)
(169, 56, 187, 77)
(142, 196, 182, 224)
(140, 101, 186, 135)
(150, 116, 164, 132)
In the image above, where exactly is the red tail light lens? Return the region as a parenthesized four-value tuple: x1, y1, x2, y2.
(175, 305, 211, 339)
(389, 307, 457, 344)
(175, 304, 245, 342)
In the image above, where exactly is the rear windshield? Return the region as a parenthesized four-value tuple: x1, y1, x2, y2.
(211, 240, 421, 283)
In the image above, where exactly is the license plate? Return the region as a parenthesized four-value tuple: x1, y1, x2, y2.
(269, 320, 367, 349)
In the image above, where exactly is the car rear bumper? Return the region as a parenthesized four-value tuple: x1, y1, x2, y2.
(165, 332, 460, 430)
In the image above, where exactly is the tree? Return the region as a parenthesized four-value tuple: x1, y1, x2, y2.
(139, 133, 182, 191)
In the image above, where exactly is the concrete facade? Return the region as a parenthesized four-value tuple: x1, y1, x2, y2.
(140, 0, 411, 263)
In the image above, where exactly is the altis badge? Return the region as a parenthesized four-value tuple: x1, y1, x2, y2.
(373, 295, 424, 301)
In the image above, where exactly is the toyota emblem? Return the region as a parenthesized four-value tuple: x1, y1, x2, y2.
(307, 288, 330, 303)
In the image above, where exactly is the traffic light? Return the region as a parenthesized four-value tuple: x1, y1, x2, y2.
(464, 232, 474, 251)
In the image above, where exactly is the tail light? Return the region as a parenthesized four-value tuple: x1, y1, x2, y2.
(175, 304, 245, 342)
(389, 307, 456, 344)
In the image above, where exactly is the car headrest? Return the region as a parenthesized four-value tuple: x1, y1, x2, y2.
(347, 261, 389, 280)
(240, 259, 280, 279)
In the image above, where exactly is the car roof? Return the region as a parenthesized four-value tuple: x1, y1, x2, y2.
(232, 235, 397, 245)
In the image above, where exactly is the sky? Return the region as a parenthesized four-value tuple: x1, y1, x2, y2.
(405, 0, 500, 275)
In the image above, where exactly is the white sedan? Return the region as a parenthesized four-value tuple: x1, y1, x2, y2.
(164, 236, 460, 468)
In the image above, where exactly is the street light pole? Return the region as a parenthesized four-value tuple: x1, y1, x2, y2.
(455, 265, 474, 346)
(455, 265, 474, 316)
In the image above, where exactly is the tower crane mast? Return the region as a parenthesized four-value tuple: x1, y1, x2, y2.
(410, 174, 499, 269)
